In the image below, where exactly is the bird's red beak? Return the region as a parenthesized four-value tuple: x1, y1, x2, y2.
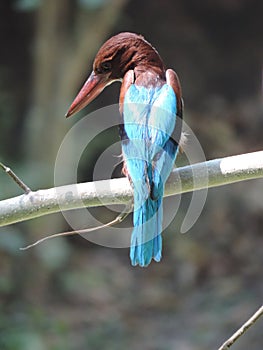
(65, 71, 109, 117)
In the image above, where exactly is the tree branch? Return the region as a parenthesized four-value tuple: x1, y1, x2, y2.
(0, 162, 31, 194)
(218, 305, 263, 350)
(0, 151, 263, 227)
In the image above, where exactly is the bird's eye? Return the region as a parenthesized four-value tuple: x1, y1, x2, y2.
(99, 61, 112, 73)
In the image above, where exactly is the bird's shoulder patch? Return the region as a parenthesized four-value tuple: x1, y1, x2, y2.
(166, 69, 183, 119)
(119, 70, 134, 115)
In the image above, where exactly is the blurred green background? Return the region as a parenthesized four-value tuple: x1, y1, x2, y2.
(0, 0, 262, 349)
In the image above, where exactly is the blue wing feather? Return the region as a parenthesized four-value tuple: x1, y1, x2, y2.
(122, 83, 178, 266)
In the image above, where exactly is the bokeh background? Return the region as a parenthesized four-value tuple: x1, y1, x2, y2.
(0, 0, 262, 349)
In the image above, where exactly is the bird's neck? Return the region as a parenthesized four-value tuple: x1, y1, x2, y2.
(119, 41, 166, 86)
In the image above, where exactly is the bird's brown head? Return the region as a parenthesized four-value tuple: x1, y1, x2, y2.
(65, 32, 165, 117)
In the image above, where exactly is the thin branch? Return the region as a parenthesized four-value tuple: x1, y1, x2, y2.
(218, 305, 263, 350)
(20, 203, 132, 250)
(0, 150, 263, 228)
(0, 162, 31, 193)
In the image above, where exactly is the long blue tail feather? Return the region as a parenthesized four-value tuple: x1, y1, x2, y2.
(130, 196, 163, 267)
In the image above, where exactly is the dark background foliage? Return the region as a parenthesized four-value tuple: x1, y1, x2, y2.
(0, 0, 262, 349)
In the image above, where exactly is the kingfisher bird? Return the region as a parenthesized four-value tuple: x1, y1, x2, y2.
(66, 32, 183, 267)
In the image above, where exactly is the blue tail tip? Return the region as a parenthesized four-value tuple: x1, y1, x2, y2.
(131, 253, 162, 267)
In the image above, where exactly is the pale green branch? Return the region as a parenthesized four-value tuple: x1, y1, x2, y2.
(0, 151, 263, 228)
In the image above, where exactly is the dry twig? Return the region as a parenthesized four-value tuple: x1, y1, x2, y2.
(0, 162, 31, 193)
(218, 305, 263, 350)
